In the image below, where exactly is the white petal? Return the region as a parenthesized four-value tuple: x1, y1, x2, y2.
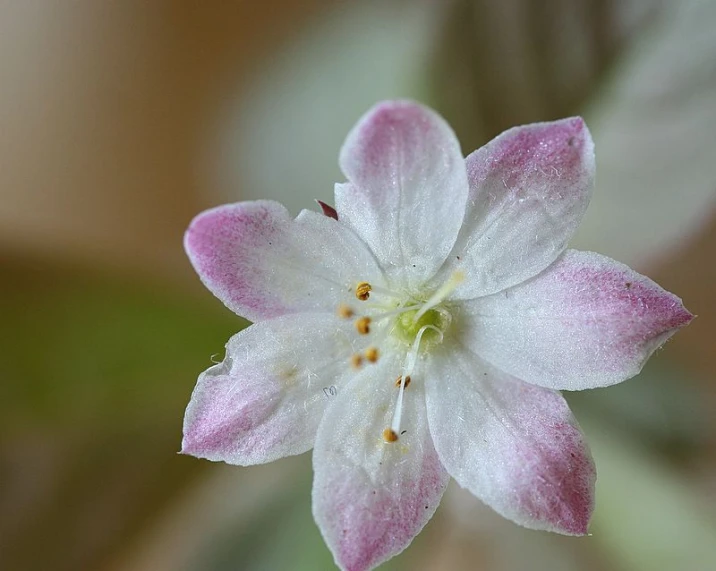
(185, 201, 384, 322)
(312, 354, 449, 571)
(438, 118, 595, 299)
(336, 101, 469, 288)
(425, 349, 595, 535)
(459, 250, 693, 390)
(182, 313, 365, 465)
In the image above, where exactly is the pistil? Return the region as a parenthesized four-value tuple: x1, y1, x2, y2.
(384, 323, 444, 443)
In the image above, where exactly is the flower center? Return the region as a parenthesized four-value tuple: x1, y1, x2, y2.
(334, 272, 464, 444)
(393, 307, 450, 349)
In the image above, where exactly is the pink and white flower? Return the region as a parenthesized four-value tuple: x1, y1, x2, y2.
(182, 101, 692, 571)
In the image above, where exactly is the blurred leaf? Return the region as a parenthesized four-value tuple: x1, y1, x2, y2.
(186, 459, 412, 571)
(573, 0, 716, 269)
(0, 257, 242, 571)
(190, 468, 337, 571)
(430, 0, 653, 152)
(586, 415, 716, 571)
(566, 359, 709, 460)
(209, 0, 437, 216)
(0, 258, 242, 428)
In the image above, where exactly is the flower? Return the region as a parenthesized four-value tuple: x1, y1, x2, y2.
(182, 101, 692, 571)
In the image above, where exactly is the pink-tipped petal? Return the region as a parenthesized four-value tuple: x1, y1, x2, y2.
(182, 313, 361, 465)
(184, 201, 383, 321)
(461, 250, 694, 391)
(313, 359, 449, 571)
(336, 101, 469, 288)
(425, 350, 595, 535)
(440, 117, 595, 299)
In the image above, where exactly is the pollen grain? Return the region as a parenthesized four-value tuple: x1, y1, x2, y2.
(355, 282, 372, 301)
(383, 428, 399, 443)
(350, 354, 363, 369)
(355, 316, 371, 335)
(337, 304, 354, 319)
(365, 347, 379, 363)
(395, 375, 411, 388)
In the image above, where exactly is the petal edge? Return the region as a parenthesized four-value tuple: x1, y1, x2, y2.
(184, 201, 383, 321)
(182, 314, 364, 465)
(441, 117, 595, 299)
(425, 350, 595, 535)
(461, 250, 693, 390)
(313, 360, 449, 571)
(336, 101, 469, 287)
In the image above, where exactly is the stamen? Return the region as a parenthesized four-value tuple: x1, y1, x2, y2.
(337, 304, 354, 319)
(413, 271, 465, 323)
(367, 284, 403, 298)
(367, 304, 422, 322)
(354, 316, 371, 335)
(394, 375, 411, 388)
(350, 354, 363, 369)
(365, 347, 379, 363)
(355, 282, 372, 300)
(354, 281, 405, 301)
(383, 428, 399, 443)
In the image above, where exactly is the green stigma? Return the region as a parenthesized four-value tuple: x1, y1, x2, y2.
(393, 308, 449, 348)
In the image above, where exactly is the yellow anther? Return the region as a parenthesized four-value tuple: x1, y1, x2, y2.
(365, 347, 379, 363)
(383, 428, 399, 443)
(355, 316, 371, 335)
(350, 354, 363, 369)
(395, 375, 411, 388)
(355, 282, 372, 301)
(337, 304, 354, 319)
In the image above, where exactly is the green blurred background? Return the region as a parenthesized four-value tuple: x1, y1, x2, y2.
(1, 1, 714, 570)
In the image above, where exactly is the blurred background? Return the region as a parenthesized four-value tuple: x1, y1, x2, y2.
(1, 1, 715, 569)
